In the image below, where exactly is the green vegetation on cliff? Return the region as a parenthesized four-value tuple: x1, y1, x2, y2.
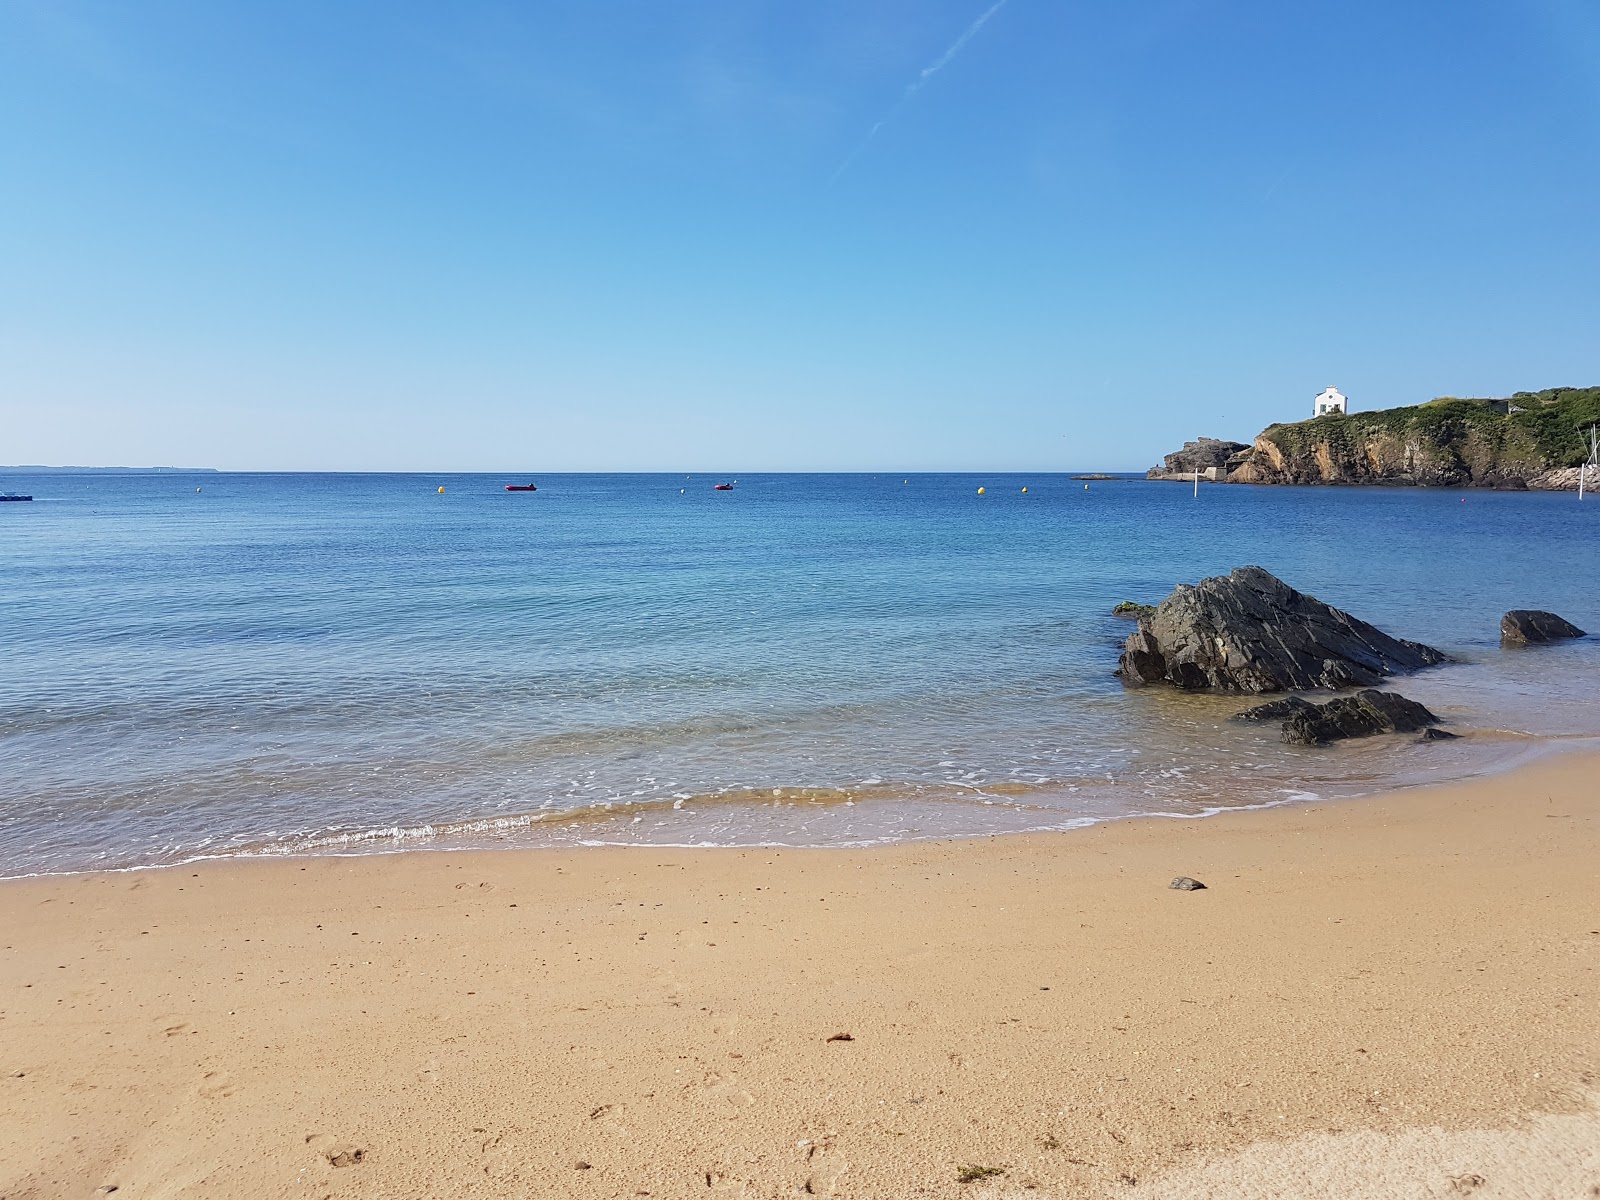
(1262, 386, 1600, 470)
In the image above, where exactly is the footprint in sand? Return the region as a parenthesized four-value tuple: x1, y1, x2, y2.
(197, 1071, 237, 1100)
(800, 1144, 850, 1196)
(650, 969, 682, 1003)
(701, 1071, 755, 1110)
(700, 1168, 745, 1193)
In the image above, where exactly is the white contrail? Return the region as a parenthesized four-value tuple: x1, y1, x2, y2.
(831, 0, 1009, 183)
(910, 0, 1007, 95)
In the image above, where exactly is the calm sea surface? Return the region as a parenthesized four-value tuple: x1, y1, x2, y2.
(3, 471, 1598, 876)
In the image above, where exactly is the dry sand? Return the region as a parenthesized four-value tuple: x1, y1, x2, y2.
(2, 752, 1598, 1199)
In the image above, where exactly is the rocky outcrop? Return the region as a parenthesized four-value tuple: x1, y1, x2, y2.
(1225, 388, 1600, 489)
(1527, 466, 1600, 491)
(1116, 567, 1447, 693)
(1146, 437, 1249, 480)
(1500, 610, 1586, 646)
(1237, 690, 1441, 745)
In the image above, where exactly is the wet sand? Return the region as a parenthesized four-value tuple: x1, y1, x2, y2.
(2, 752, 1598, 1198)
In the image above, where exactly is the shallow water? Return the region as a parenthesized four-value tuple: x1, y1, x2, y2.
(2, 471, 1597, 875)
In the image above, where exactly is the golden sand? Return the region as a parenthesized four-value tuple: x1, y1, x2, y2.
(3, 753, 1598, 1198)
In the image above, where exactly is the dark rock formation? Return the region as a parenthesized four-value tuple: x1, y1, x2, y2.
(1231, 696, 1316, 723)
(1146, 437, 1250, 480)
(1169, 876, 1207, 891)
(1117, 567, 1448, 693)
(1278, 690, 1440, 746)
(1416, 727, 1459, 741)
(1500, 610, 1586, 646)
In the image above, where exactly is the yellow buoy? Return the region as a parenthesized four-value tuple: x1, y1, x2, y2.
(437, 486, 445, 494)
(1021, 486, 1028, 493)
(977, 486, 986, 495)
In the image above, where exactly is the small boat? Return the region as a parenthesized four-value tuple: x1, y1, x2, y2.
(713, 483, 734, 491)
(504, 483, 538, 492)
(0, 493, 33, 502)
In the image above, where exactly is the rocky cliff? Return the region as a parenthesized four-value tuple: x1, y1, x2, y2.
(1226, 387, 1600, 489)
(1146, 437, 1249, 480)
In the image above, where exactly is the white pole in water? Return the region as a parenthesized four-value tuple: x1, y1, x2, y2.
(1194, 469, 1200, 498)
(1582, 425, 1598, 502)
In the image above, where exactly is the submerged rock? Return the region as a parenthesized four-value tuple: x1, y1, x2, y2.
(1231, 696, 1316, 723)
(1279, 690, 1440, 746)
(1112, 601, 1156, 620)
(1500, 610, 1586, 646)
(1117, 566, 1447, 693)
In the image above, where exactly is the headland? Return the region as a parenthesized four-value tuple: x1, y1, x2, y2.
(1149, 385, 1600, 488)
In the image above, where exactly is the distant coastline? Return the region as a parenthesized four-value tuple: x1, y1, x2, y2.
(0, 465, 219, 473)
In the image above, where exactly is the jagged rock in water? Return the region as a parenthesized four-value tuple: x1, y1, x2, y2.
(1500, 610, 1586, 646)
(1279, 689, 1440, 746)
(1112, 601, 1156, 620)
(1117, 566, 1447, 693)
(1416, 727, 1460, 742)
(1120, 627, 1167, 683)
(1231, 696, 1316, 723)
(1146, 437, 1250, 480)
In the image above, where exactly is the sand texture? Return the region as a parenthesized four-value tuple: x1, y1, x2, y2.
(3, 753, 1598, 1198)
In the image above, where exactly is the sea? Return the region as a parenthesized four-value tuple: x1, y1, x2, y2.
(3, 471, 1598, 878)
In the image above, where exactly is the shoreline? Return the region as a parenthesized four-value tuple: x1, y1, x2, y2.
(5, 724, 1592, 885)
(4, 751, 1599, 1197)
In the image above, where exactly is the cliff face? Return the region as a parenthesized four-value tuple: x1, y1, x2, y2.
(1146, 437, 1249, 480)
(1226, 387, 1600, 489)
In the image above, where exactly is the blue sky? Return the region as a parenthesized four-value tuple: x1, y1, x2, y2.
(2, 0, 1598, 471)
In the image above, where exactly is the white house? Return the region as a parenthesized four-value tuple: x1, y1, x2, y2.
(1313, 386, 1348, 417)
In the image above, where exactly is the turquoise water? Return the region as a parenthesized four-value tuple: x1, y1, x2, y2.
(2, 471, 1597, 876)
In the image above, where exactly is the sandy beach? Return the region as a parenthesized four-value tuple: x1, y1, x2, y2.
(3, 752, 1598, 1199)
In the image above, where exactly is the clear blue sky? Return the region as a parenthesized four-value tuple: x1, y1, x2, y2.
(3, 0, 1598, 471)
